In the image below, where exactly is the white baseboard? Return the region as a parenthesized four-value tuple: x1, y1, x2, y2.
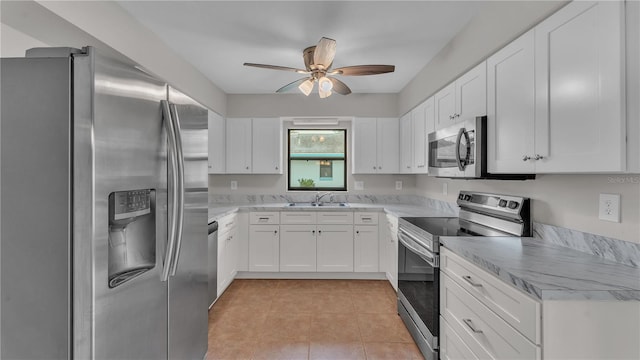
(235, 271, 387, 280)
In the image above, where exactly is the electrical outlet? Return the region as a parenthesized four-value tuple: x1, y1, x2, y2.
(442, 182, 448, 195)
(395, 181, 403, 190)
(354, 181, 364, 190)
(598, 193, 620, 222)
(230, 180, 238, 190)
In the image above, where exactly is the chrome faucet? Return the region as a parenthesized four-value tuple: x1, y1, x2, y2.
(315, 191, 333, 204)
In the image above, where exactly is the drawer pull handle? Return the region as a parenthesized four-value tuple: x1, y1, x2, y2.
(361, 217, 372, 221)
(462, 275, 482, 287)
(462, 318, 483, 334)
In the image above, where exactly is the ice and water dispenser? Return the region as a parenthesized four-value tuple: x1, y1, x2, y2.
(108, 189, 156, 288)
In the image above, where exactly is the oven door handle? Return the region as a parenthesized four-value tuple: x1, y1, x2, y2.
(398, 231, 437, 267)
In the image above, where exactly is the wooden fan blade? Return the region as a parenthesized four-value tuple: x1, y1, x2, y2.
(329, 77, 352, 95)
(276, 77, 312, 93)
(244, 63, 310, 74)
(313, 37, 336, 69)
(332, 65, 395, 76)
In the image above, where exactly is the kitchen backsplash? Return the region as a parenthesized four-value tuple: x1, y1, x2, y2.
(533, 223, 640, 268)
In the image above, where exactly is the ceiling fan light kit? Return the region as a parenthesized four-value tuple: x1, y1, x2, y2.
(244, 37, 395, 98)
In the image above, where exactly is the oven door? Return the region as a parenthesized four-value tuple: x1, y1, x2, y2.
(397, 230, 439, 360)
(428, 118, 482, 178)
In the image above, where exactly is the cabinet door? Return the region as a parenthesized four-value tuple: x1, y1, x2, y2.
(354, 225, 379, 272)
(434, 82, 456, 130)
(352, 117, 378, 174)
(249, 225, 279, 272)
(487, 30, 536, 174)
(376, 118, 399, 174)
(399, 113, 413, 173)
(207, 111, 225, 174)
(225, 118, 252, 173)
(440, 316, 481, 360)
(412, 99, 431, 173)
(456, 61, 487, 123)
(316, 225, 354, 272)
(386, 215, 399, 291)
(534, 1, 625, 172)
(217, 230, 227, 296)
(279, 225, 316, 272)
(252, 118, 283, 174)
(226, 226, 239, 283)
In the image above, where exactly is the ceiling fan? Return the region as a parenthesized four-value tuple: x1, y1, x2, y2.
(243, 37, 395, 98)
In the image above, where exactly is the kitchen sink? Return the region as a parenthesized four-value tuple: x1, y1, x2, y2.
(287, 202, 349, 207)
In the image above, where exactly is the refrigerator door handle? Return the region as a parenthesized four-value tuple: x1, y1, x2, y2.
(168, 103, 186, 276)
(161, 100, 179, 281)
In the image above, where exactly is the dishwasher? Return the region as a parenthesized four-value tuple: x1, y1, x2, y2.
(208, 221, 218, 308)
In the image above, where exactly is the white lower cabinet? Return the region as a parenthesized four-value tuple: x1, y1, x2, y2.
(381, 214, 398, 290)
(279, 225, 316, 272)
(317, 224, 354, 272)
(248, 225, 279, 272)
(440, 247, 640, 360)
(354, 225, 378, 272)
(217, 213, 238, 296)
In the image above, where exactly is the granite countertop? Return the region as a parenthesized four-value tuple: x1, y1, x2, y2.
(208, 202, 452, 223)
(440, 236, 640, 302)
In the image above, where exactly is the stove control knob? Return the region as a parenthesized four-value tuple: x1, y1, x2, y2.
(464, 195, 472, 201)
(508, 201, 519, 209)
(499, 199, 507, 207)
(458, 194, 465, 200)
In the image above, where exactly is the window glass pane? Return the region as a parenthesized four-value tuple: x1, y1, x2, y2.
(289, 159, 345, 189)
(288, 129, 346, 191)
(289, 130, 345, 158)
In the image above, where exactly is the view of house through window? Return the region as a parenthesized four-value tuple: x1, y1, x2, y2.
(288, 129, 346, 191)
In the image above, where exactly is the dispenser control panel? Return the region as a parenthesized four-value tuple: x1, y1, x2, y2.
(111, 189, 152, 220)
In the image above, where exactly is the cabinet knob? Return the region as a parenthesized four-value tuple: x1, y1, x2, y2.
(318, 230, 322, 235)
(274, 230, 278, 234)
(379, 166, 382, 169)
(522, 155, 532, 161)
(246, 166, 250, 170)
(406, 166, 411, 169)
(534, 154, 544, 160)
(455, 113, 460, 118)
(373, 166, 376, 169)
(275, 166, 278, 170)
(356, 230, 360, 234)
(449, 115, 454, 120)
(312, 230, 315, 234)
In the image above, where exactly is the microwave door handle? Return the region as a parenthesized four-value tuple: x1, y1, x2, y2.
(455, 127, 466, 171)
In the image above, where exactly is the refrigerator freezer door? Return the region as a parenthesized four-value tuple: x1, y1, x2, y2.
(167, 87, 209, 360)
(1, 57, 72, 359)
(73, 49, 170, 359)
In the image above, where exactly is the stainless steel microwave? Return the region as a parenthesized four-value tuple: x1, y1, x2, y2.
(427, 116, 534, 180)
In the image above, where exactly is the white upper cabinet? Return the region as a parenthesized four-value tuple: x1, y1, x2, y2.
(487, 29, 536, 174)
(413, 97, 435, 173)
(352, 117, 399, 174)
(399, 113, 413, 173)
(207, 110, 225, 174)
(435, 62, 486, 130)
(225, 118, 252, 173)
(534, 0, 625, 173)
(252, 118, 283, 174)
(226, 118, 283, 174)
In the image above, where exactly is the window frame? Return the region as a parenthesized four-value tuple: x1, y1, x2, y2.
(287, 128, 348, 191)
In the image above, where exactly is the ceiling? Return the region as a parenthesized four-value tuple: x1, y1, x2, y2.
(117, 1, 482, 95)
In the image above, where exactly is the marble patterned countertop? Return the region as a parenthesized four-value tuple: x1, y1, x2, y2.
(208, 201, 640, 302)
(208, 202, 454, 223)
(440, 236, 640, 301)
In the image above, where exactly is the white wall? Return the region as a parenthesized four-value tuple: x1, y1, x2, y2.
(417, 175, 640, 244)
(227, 93, 397, 118)
(0, 0, 227, 115)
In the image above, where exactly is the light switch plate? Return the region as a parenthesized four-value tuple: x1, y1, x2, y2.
(354, 181, 364, 190)
(395, 181, 402, 190)
(230, 180, 238, 190)
(598, 193, 620, 222)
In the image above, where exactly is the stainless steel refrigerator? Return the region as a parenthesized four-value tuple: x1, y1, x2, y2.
(1, 46, 208, 359)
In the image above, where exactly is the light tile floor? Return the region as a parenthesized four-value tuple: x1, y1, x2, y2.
(208, 279, 425, 360)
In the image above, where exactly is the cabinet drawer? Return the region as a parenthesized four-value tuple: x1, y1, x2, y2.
(217, 213, 238, 233)
(441, 273, 540, 360)
(249, 212, 280, 224)
(280, 211, 317, 224)
(354, 212, 378, 225)
(440, 316, 479, 360)
(317, 211, 354, 224)
(441, 248, 541, 344)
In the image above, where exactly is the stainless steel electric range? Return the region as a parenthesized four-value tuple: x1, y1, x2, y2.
(397, 191, 531, 360)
